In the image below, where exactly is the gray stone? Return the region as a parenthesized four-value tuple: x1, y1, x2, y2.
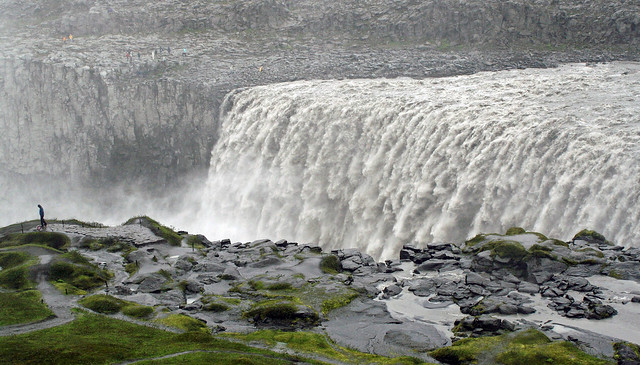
(382, 284, 402, 299)
(414, 260, 446, 273)
(249, 257, 282, 268)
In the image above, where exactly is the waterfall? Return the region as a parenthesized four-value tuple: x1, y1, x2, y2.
(197, 62, 640, 260)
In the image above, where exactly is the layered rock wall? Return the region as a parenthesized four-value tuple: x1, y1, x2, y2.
(0, 58, 218, 186)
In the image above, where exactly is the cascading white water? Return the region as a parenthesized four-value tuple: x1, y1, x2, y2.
(197, 62, 640, 260)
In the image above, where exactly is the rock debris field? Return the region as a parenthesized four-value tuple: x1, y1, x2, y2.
(1, 220, 640, 363)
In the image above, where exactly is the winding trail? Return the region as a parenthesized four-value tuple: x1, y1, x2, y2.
(0, 275, 78, 337)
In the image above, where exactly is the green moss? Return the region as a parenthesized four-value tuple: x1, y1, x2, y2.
(155, 314, 208, 333)
(562, 257, 578, 266)
(122, 304, 154, 319)
(0, 310, 310, 364)
(52, 281, 86, 295)
(505, 227, 526, 236)
(219, 274, 236, 280)
(608, 270, 623, 279)
(465, 234, 488, 246)
(320, 255, 341, 274)
(62, 250, 92, 265)
(244, 301, 298, 322)
(249, 280, 265, 290)
(0, 290, 54, 325)
(576, 248, 605, 258)
(79, 294, 127, 314)
(49, 260, 112, 291)
(223, 330, 425, 364)
(0, 251, 30, 269)
(203, 302, 229, 312)
(266, 282, 293, 291)
(528, 244, 555, 259)
(573, 229, 611, 245)
(0, 232, 70, 250)
(497, 338, 611, 365)
(482, 240, 528, 261)
(321, 291, 360, 315)
(125, 262, 139, 276)
(0, 265, 32, 290)
(551, 239, 570, 248)
(430, 329, 612, 365)
(157, 269, 173, 281)
(614, 342, 640, 362)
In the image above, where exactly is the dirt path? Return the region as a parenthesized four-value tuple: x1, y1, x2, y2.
(0, 280, 78, 337)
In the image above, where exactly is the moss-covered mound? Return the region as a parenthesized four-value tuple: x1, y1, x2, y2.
(320, 255, 342, 274)
(124, 216, 182, 246)
(244, 300, 319, 327)
(155, 313, 209, 333)
(0, 290, 54, 325)
(49, 252, 113, 292)
(573, 229, 612, 245)
(0, 232, 70, 250)
(0, 251, 37, 290)
(79, 294, 154, 318)
(430, 329, 612, 365)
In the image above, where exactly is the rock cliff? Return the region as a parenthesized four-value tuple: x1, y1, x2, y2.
(0, 0, 639, 188)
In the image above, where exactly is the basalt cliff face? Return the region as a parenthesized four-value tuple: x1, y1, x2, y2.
(0, 58, 218, 186)
(0, 0, 639, 187)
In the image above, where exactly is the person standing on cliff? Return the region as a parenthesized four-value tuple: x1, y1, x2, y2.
(37, 204, 47, 229)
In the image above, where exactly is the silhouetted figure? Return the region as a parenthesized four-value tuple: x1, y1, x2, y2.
(37, 204, 47, 228)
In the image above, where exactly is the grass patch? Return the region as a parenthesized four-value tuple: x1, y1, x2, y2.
(430, 329, 612, 365)
(79, 294, 128, 314)
(320, 255, 341, 274)
(0, 251, 31, 268)
(49, 259, 112, 291)
(52, 281, 87, 295)
(122, 304, 154, 319)
(203, 302, 230, 312)
(125, 262, 139, 276)
(0, 290, 54, 325)
(573, 229, 612, 245)
(132, 351, 297, 364)
(267, 282, 293, 291)
(0, 310, 309, 364)
(0, 232, 70, 250)
(528, 244, 556, 259)
(155, 313, 209, 333)
(465, 233, 489, 247)
(224, 330, 424, 364)
(505, 227, 526, 235)
(244, 300, 298, 322)
(321, 290, 360, 315)
(0, 265, 32, 290)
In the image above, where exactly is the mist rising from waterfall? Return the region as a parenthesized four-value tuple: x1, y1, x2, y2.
(196, 62, 640, 259)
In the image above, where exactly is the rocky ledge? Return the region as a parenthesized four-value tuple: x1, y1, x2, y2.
(1, 219, 639, 363)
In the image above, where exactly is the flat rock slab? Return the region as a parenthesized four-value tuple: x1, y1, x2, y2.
(323, 298, 446, 362)
(48, 223, 163, 246)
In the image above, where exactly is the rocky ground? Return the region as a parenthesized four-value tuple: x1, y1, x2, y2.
(2, 220, 640, 363)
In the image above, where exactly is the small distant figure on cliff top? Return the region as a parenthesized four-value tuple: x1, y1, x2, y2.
(63, 36, 67, 42)
(259, 66, 263, 72)
(152, 50, 155, 60)
(182, 48, 187, 56)
(167, 46, 171, 54)
(37, 204, 47, 230)
(69, 34, 73, 41)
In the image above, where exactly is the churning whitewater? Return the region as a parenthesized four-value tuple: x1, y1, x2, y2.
(198, 62, 640, 260)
